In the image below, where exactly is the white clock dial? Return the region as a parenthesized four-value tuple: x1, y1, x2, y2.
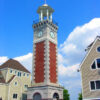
(50, 31, 55, 38)
(38, 31, 43, 37)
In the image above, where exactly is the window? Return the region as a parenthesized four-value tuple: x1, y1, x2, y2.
(22, 94, 27, 100)
(97, 59, 100, 68)
(97, 47, 100, 52)
(27, 74, 29, 77)
(90, 81, 95, 90)
(91, 59, 100, 69)
(24, 85, 28, 88)
(13, 94, 17, 99)
(96, 81, 100, 89)
(15, 71, 17, 74)
(91, 62, 96, 69)
(17, 72, 21, 77)
(90, 80, 100, 90)
(23, 73, 25, 76)
(24, 85, 28, 90)
(10, 69, 13, 73)
(15, 82, 17, 85)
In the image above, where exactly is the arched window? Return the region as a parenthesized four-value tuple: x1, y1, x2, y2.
(33, 93, 41, 100)
(53, 93, 59, 100)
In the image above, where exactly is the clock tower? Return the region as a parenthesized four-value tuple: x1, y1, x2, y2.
(27, 3, 63, 100)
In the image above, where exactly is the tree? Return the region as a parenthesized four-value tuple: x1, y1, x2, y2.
(63, 88, 70, 100)
(78, 93, 82, 100)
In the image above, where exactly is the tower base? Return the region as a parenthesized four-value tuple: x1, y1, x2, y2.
(27, 85, 63, 100)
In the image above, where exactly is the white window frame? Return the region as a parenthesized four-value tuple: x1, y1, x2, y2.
(17, 72, 21, 77)
(10, 69, 13, 74)
(91, 58, 100, 70)
(23, 73, 25, 76)
(90, 80, 100, 91)
(15, 70, 17, 74)
(96, 46, 100, 53)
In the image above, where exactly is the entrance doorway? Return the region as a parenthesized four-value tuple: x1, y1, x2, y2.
(33, 93, 41, 100)
(53, 93, 59, 100)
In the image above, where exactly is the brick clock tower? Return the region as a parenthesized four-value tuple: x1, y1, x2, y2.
(27, 3, 63, 100)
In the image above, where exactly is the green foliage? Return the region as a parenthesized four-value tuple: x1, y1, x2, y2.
(63, 88, 70, 100)
(78, 93, 82, 100)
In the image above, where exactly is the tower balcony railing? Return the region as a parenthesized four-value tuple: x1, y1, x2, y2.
(33, 19, 58, 26)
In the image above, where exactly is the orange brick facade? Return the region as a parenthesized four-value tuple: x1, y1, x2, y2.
(34, 41, 45, 83)
(49, 41, 57, 83)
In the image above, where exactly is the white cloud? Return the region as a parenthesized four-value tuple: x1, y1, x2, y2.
(1, 18, 100, 100)
(59, 63, 79, 77)
(59, 18, 100, 77)
(14, 53, 32, 72)
(1, 18, 100, 77)
(0, 56, 8, 65)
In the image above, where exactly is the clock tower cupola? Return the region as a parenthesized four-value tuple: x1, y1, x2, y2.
(27, 2, 63, 100)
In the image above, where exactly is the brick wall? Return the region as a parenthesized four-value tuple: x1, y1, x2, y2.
(49, 41, 57, 83)
(34, 41, 45, 83)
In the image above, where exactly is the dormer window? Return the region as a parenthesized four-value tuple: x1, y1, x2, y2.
(10, 69, 13, 73)
(91, 59, 100, 69)
(17, 72, 21, 77)
(15, 71, 17, 74)
(23, 73, 25, 76)
(27, 74, 29, 77)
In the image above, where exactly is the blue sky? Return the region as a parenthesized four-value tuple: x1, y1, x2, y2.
(0, 0, 100, 57)
(0, 0, 100, 100)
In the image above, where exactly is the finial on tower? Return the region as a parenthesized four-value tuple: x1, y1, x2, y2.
(44, 0, 47, 4)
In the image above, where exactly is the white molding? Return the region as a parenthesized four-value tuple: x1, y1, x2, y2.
(44, 40, 50, 84)
(56, 45, 59, 83)
(80, 37, 99, 70)
(84, 98, 100, 100)
(34, 37, 57, 45)
(90, 58, 100, 70)
(89, 80, 100, 91)
(32, 43, 36, 84)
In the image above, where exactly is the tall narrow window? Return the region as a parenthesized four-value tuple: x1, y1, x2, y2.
(90, 81, 95, 90)
(91, 61, 96, 69)
(97, 59, 100, 68)
(96, 81, 100, 89)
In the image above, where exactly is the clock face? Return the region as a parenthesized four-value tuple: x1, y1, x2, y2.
(50, 31, 55, 38)
(38, 31, 43, 38)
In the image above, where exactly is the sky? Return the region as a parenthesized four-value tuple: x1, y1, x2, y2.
(0, 0, 100, 100)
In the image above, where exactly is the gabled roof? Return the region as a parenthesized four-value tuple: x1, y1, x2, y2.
(0, 71, 5, 83)
(80, 36, 100, 70)
(0, 59, 30, 73)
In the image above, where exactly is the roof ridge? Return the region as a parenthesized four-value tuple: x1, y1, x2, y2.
(0, 59, 30, 73)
